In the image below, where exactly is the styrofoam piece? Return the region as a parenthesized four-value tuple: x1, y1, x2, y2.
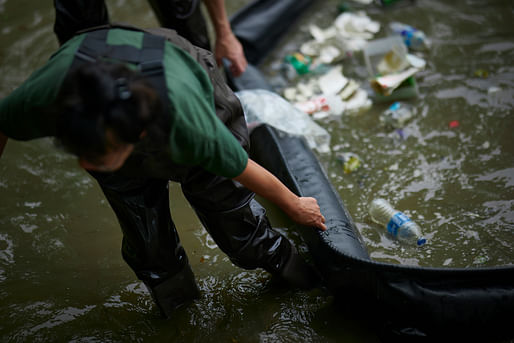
(319, 65, 348, 95)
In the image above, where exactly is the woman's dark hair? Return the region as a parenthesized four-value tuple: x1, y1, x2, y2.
(55, 62, 166, 162)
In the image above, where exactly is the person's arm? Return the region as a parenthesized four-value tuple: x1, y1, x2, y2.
(0, 131, 7, 158)
(234, 158, 327, 231)
(202, 0, 248, 76)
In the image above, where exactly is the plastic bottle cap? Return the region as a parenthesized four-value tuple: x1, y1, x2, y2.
(389, 102, 401, 111)
(417, 237, 427, 246)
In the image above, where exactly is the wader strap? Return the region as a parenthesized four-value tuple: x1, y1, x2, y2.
(71, 28, 170, 109)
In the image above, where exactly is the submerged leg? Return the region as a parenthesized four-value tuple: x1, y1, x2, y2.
(146, 0, 210, 50)
(92, 174, 200, 317)
(53, 0, 110, 45)
(181, 170, 320, 289)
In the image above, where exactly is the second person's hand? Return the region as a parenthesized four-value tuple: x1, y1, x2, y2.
(289, 196, 327, 232)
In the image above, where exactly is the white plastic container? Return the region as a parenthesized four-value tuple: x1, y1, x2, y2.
(363, 36, 419, 102)
(364, 36, 407, 77)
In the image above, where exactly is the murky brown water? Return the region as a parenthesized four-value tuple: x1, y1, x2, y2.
(0, 0, 512, 342)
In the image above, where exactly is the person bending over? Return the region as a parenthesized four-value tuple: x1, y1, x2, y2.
(0, 25, 325, 317)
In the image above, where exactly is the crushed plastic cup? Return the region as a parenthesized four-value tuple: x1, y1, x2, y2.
(364, 36, 408, 76)
(366, 37, 424, 97)
(376, 45, 410, 75)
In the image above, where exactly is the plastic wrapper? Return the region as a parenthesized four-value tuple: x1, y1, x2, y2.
(236, 89, 331, 154)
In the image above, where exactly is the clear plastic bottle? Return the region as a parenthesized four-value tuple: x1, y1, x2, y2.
(379, 101, 414, 129)
(369, 198, 427, 246)
(389, 22, 430, 51)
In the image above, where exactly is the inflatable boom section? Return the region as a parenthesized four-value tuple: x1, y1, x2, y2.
(249, 124, 514, 341)
(232, 0, 514, 341)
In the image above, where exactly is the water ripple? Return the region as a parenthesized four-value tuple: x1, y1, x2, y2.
(476, 168, 514, 188)
(0, 233, 15, 264)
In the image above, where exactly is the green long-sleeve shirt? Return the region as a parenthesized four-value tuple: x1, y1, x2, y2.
(0, 28, 248, 178)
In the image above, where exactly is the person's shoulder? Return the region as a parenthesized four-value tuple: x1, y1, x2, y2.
(49, 34, 85, 61)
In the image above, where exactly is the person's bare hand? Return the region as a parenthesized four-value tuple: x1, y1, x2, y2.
(214, 32, 248, 77)
(289, 197, 327, 231)
(233, 159, 326, 231)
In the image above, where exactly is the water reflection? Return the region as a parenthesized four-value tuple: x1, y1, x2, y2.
(29, 305, 97, 333)
(0, 233, 14, 267)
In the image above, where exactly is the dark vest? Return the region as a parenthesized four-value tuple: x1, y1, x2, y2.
(71, 27, 170, 112)
(71, 26, 249, 181)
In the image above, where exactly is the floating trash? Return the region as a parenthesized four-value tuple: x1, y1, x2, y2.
(376, 44, 410, 75)
(343, 88, 372, 113)
(364, 36, 423, 100)
(340, 79, 360, 100)
(337, 152, 362, 174)
(295, 95, 331, 114)
(487, 86, 500, 94)
(299, 11, 380, 65)
(284, 52, 312, 75)
(237, 89, 331, 153)
(334, 12, 380, 41)
(285, 65, 371, 116)
(448, 120, 460, 129)
(474, 69, 489, 78)
(318, 65, 348, 95)
(389, 21, 431, 51)
(371, 67, 419, 96)
(379, 101, 416, 128)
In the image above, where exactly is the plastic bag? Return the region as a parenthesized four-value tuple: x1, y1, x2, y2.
(236, 89, 331, 154)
